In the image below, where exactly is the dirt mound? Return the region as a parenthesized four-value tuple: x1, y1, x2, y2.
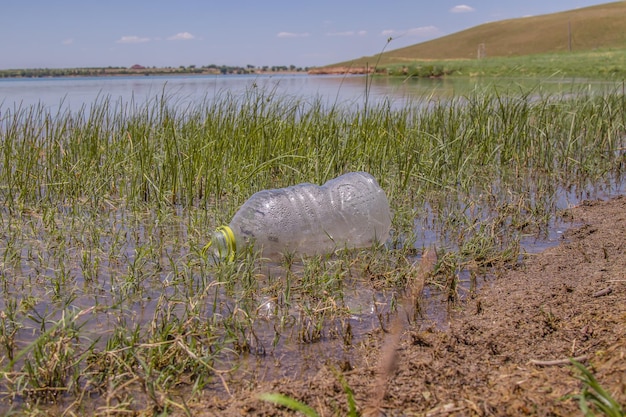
(190, 197, 626, 416)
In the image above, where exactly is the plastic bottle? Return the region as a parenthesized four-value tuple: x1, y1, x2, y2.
(208, 172, 391, 260)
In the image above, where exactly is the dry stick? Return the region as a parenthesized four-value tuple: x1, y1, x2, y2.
(363, 249, 437, 416)
(528, 355, 588, 367)
(592, 287, 613, 297)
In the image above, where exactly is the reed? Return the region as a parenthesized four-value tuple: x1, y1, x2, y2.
(0, 83, 625, 414)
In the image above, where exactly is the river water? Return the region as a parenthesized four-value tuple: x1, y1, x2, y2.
(1, 73, 620, 113)
(0, 73, 412, 111)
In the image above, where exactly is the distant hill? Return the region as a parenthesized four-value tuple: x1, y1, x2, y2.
(316, 1, 626, 71)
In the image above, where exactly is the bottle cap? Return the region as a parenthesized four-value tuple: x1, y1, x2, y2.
(202, 225, 236, 262)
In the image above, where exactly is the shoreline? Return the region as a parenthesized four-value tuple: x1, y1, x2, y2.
(0, 67, 311, 79)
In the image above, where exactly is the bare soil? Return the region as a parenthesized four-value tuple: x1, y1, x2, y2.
(189, 197, 626, 416)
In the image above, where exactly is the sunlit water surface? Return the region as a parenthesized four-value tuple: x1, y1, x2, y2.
(1, 73, 621, 113)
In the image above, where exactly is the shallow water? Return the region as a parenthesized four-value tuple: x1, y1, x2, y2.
(1, 76, 625, 410)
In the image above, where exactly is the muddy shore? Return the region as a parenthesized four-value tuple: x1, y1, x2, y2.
(189, 196, 626, 416)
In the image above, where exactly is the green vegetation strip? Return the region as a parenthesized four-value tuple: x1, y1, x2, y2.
(381, 49, 626, 79)
(0, 84, 625, 414)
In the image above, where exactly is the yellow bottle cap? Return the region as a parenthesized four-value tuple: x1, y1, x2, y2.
(202, 225, 236, 262)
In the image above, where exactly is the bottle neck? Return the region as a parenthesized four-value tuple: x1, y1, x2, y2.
(212, 225, 237, 261)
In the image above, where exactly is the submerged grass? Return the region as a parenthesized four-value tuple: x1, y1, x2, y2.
(0, 83, 625, 414)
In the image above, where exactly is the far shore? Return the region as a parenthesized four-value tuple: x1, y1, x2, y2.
(0, 66, 313, 79)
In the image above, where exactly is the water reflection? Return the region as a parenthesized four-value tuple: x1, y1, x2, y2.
(1, 74, 622, 113)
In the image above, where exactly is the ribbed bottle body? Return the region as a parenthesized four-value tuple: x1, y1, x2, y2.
(228, 172, 391, 258)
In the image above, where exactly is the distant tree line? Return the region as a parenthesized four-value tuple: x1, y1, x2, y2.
(0, 64, 311, 78)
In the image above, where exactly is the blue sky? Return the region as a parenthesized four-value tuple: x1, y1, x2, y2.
(0, 0, 614, 70)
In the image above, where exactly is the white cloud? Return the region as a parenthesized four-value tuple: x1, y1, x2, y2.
(116, 35, 151, 44)
(326, 30, 367, 37)
(277, 32, 310, 38)
(167, 32, 195, 41)
(381, 25, 440, 38)
(62, 38, 74, 45)
(405, 26, 440, 36)
(450, 5, 475, 13)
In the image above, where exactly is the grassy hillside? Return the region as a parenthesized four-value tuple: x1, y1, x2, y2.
(323, 1, 626, 70)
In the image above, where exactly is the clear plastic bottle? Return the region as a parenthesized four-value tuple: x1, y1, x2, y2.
(209, 172, 391, 260)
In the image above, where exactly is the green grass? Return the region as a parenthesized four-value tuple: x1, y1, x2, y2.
(0, 83, 625, 414)
(375, 48, 626, 79)
(259, 367, 358, 417)
(569, 359, 625, 417)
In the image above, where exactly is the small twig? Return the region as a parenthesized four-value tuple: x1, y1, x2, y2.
(529, 355, 587, 367)
(592, 287, 612, 297)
